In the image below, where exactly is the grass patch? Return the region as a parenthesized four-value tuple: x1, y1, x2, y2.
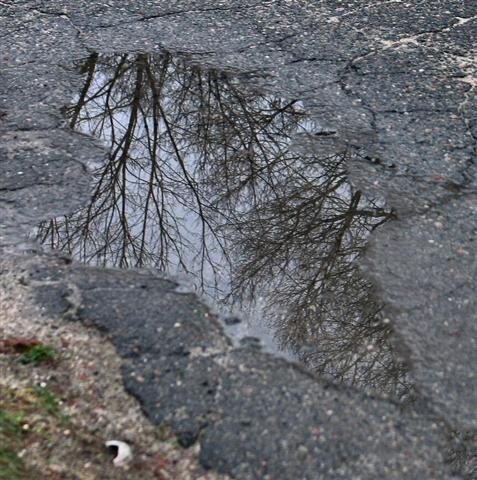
(0, 447, 27, 480)
(0, 410, 28, 480)
(0, 385, 65, 479)
(0, 410, 25, 439)
(19, 345, 56, 365)
(33, 387, 60, 416)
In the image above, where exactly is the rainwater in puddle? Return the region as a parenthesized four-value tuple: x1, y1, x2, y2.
(39, 52, 410, 397)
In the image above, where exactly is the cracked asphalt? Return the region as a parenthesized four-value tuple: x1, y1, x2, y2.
(1, 1, 476, 478)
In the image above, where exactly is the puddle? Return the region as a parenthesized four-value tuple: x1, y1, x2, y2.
(38, 52, 410, 397)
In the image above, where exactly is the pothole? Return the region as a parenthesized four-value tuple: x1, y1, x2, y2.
(37, 51, 410, 398)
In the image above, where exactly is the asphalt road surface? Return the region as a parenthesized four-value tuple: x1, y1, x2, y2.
(1, 2, 476, 478)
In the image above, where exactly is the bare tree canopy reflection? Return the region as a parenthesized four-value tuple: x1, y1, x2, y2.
(39, 53, 410, 396)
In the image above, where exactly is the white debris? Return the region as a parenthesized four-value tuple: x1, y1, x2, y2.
(105, 440, 132, 466)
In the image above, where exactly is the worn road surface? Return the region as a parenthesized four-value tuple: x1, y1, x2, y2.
(1, 1, 476, 478)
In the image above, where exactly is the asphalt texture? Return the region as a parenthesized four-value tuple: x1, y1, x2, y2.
(1, 1, 476, 478)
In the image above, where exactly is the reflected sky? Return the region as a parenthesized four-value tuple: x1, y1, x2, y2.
(39, 53, 410, 397)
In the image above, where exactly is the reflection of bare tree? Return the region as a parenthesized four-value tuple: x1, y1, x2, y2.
(39, 53, 409, 396)
(40, 53, 304, 288)
(226, 152, 406, 394)
(447, 429, 477, 479)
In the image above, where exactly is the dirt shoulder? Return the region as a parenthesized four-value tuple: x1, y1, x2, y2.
(0, 261, 227, 480)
